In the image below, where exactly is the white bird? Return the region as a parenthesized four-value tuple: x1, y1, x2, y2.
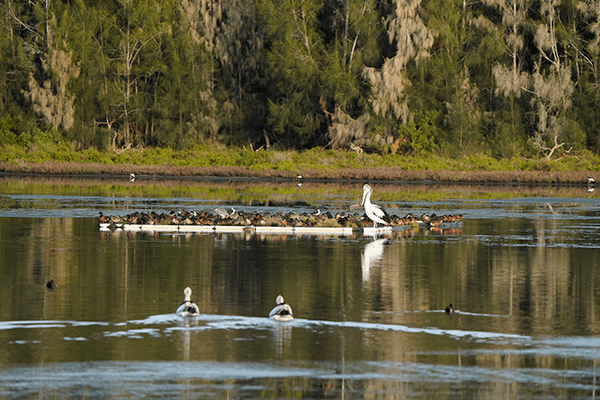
(129, 173, 136, 182)
(269, 295, 293, 321)
(360, 184, 390, 228)
(215, 207, 235, 218)
(176, 287, 200, 317)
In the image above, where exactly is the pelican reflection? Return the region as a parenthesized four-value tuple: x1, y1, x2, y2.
(361, 238, 387, 281)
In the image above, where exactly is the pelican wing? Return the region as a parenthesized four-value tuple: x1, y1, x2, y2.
(177, 301, 200, 316)
(269, 303, 293, 318)
(371, 204, 389, 220)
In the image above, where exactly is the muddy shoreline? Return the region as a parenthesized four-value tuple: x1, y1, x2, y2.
(0, 160, 596, 185)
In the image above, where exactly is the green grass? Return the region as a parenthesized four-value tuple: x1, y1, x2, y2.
(1, 141, 600, 173)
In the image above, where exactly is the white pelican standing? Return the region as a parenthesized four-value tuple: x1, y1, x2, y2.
(176, 287, 200, 317)
(361, 184, 390, 228)
(269, 295, 293, 321)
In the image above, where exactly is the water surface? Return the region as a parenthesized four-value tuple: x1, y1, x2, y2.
(0, 175, 599, 399)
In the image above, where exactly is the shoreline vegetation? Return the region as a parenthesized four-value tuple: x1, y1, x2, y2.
(0, 145, 598, 185)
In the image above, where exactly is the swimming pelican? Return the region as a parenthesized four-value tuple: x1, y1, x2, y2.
(360, 184, 390, 228)
(445, 303, 454, 314)
(269, 295, 293, 321)
(215, 207, 235, 218)
(176, 287, 200, 317)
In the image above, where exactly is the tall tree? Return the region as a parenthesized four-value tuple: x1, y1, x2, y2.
(483, 0, 532, 156)
(364, 0, 435, 125)
(256, 0, 327, 147)
(529, 0, 576, 157)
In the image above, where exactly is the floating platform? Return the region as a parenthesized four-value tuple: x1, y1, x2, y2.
(98, 223, 393, 236)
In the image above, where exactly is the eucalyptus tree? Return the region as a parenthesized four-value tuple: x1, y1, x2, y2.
(321, 0, 382, 150)
(256, 0, 329, 148)
(362, 0, 436, 147)
(528, 0, 577, 157)
(92, 0, 169, 149)
(482, 0, 532, 156)
(569, 0, 600, 152)
(0, 1, 36, 124)
(180, 0, 263, 145)
(415, 0, 490, 154)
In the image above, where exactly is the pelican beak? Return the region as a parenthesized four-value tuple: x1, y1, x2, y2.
(360, 188, 368, 207)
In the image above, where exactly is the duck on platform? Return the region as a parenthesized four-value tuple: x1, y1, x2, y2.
(269, 295, 293, 321)
(176, 287, 200, 317)
(215, 207, 236, 219)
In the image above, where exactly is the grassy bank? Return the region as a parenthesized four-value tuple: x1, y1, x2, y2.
(1, 141, 599, 184)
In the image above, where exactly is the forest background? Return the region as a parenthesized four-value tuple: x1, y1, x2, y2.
(2, 0, 600, 176)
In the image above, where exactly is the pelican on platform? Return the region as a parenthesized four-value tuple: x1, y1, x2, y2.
(361, 184, 390, 228)
(269, 295, 293, 321)
(176, 287, 200, 317)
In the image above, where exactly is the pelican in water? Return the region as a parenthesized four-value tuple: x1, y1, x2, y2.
(176, 287, 200, 317)
(269, 295, 293, 321)
(361, 184, 390, 228)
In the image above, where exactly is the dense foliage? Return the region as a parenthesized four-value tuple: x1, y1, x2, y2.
(1, 0, 600, 159)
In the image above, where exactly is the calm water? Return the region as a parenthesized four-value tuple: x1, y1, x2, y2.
(0, 175, 600, 399)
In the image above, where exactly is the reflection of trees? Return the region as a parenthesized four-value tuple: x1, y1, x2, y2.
(2, 216, 600, 371)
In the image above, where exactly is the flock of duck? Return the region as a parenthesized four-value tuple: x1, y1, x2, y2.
(177, 287, 294, 321)
(98, 184, 463, 230)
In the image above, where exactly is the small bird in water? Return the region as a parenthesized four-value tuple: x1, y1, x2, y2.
(445, 303, 454, 314)
(46, 280, 57, 289)
(176, 287, 200, 317)
(129, 173, 136, 182)
(269, 295, 293, 321)
(361, 184, 391, 228)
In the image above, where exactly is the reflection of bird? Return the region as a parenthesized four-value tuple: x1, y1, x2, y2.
(296, 175, 303, 187)
(588, 177, 595, 192)
(215, 207, 235, 218)
(46, 280, 57, 289)
(269, 295, 293, 321)
(445, 304, 454, 314)
(361, 184, 390, 228)
(129, 173, 136, 182)
(361, 238, 386, 281)
(176, 287, 200, 317)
